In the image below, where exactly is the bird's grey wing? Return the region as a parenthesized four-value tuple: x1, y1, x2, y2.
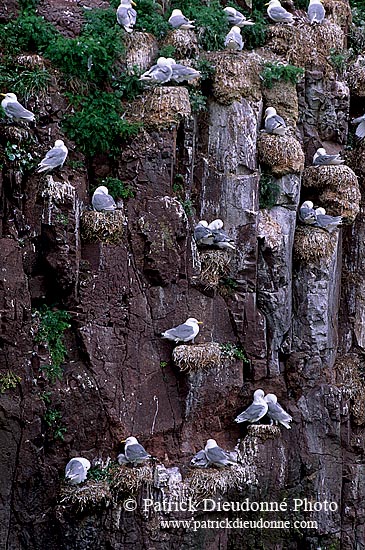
(92, 194, 116, 211)
(117, 6, 136, 26)
(148, 65, 172, 83)
(266, 115, 286, 132)
(42, 147, 67, 165)
(267, 402, 292, 422)
(117, 453, 129, 465)
(315, 214, 342, 228)
(190, 449, 209, 467)
(206, 446, 229, 465)
(194, 225, 212, 240)
(308, 4, 325, 23)
(164, 323, 195, 340)
(269, 6, 292, 20)
(171, 64, 200, 82)
(212, 229, 230, 242)
(355, 121, 365, 140)
(5, 101, 34, 119)
(314, 154, 341, 165)
(235, 402, 266, 422)
(126, 443, 149, 461)
(169, 14, 189, 27)
(66, 460, 84, 477)
(299, 207, 316, 224)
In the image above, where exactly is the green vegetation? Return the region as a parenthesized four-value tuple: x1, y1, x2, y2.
(189, 90, 207, 113)
(44, 407, 67, 440)
(260, 62, 304, 89)
(62, 92, 140, 157)
(130, 0, 170, 38)
(196, 58, 215, 80)
(259, 173, 280, 209)
(180, 198, 194, 216)
(95, 177, 135, 200)
(329, 49, 351, 76)
(88, 463, 115, 481)
(0, 13, 57, 56)
(5, 142, 36, 173)
(160, 361, 168, 368)
(55, 213, 68, 226)
(158, 45, 176, 59)
(220, 276, 238, 291)
(220, 343, 249, 364)
(0, 371, 21, 393)
(111, 67, 144, 101)
(34, 306, 71, 384)
(242, 9, 267, 50)
(0, 64, 50, 100)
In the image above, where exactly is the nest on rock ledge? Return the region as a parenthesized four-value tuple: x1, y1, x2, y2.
(111, 463, 153, 498)
(246, 424, 281, 441)
(335, 354, 365, 426)
(261, 80, 299, 128)
(302, 165, 360, 223)
(187, 464, 249, 500)
(258, 133, 304, 176)
(347, 56, 365, 97)
(124, 32, 158, 73)
(266, 20, 344, 70)
(128, 87, 191, 129)
(59, 480, 112, 514)
(162, 29, 199, 60)
(81, 210, 125, 245)
(173, 342, 222, 372)
(197, 249, 233, 289)
(293, 225, 338, 265)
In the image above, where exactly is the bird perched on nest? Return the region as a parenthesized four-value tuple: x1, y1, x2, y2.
(204, 439, 238, 468)
(266, 0, 294, 23)
(65, 457, 91, 484)
(208, 219, 236, 250)
(313, 147, 344, 166)
(118, 436, 151, 465)
(263, 107, 287, 135)
(116, 0, 137, 33)
(37, 140, 68, 173)
(223, 6, 255, 27)
(298, 200, 317, 225)
(224, 26, 244, 51)
(161, 317, 202, 344)
(92, 186, 117, 212)
(168, 9, 195, 29)
(265, 393, 292, 429)
(235, 389, 268, 424)
(139, 57, 173, 85)
(313, 207, 342, 232)
(307, 0, 325, 24)
(190, 449, 210, 468)
(1, 92, 35, 123)
(165, 58, 201, 83)
(194, 221, 215, 247)
(352, 113, 365, 141)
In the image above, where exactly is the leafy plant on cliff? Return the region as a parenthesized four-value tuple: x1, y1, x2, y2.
(220, 343, 249, 364)
(0, 64, 51, 100)
(189, 90, 207, 113)
(43, 407, 67, 440)
(0, 371, 21, 393)
(0, 13, 58, 55)
(128, 0, 170, 38)
(260, 62, 304, 89)
(111, 67, 144, 101)
(92, 177, 135, 200)
(34, 306, 71, 384)
(62, 92, 141, 157)
(5, 141, 37, 174)
(259, 173, 280, 209)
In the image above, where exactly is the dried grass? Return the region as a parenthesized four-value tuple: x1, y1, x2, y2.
(197, 249, 232, 289)
(258, 210, 283, 252)
(335, 355, 365, 426)
(321, 0, 352, 28)
(128, 86, 191, 128)
(59, 481, 112, 514)
(246, 424, 281, 441)
(173, 343, 221, 372)
(111, 464, 153, 497)
(294, 226, 338, 264)
(262, 80, 299, 128)
(15, 54, 46, 69)
(347, 56, 365, 97)
(187, 464, 248, 500)
(258, 133, 304, 176)
(124, 32, 158, 73)
(81, 210, 125, 245)
(162, 29, 199, 59)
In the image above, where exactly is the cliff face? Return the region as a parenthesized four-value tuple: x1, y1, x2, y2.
(1, 1, 365, 549)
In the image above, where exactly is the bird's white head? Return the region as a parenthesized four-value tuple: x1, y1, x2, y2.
(165, 58, 176, 66)
(157, 57, 169, 66)
(231, 26, 241, 33)
(266, 0, 281, 6)
(223, 7, 236, 15)
(301, 200, 314, 209)
(171, 9, 183, 16)
(1, 92, 18, 101)
(185, 318, 202, 326)
(265, 393, 277, 404)
(124, 436, 138, 446)
(205, 438, 218, 449)
(54, 139, 65, 147)
(209, 219, 224, 230)
(253, 388, 265, 400)
(265, 107, 277, 118)
(95, 186, 109, 195)
(198, 220, 209, 227)
(316, 147, 327, 155)
(315, 207, 326, 215)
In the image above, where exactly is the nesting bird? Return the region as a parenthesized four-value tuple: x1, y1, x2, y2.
(194, 221, 215, 246)
(263, 107, 287, 135)
(224, 26, 244, 52)
(298, 200, 317, 225)
(139, 57, 173, 85)
(307, 0, 325, 24)
(168, 9, 195, 29)
(190, 449, 210, 468)
(235, 389, 268, 424)
(313, 147, 344, 166)
(37, 140, 68, 173)
(116, 0, 137, 33)
(313, 207, 342, 232)
(65, 457, 91, 484)
(223, 6, 255, 27)
(352, 113, 365, 141)
(1, 92, 35, 123)
(190, 440, 237, 468)
(118, 436, 151, 465)
(92, 186, 117, 212)
(265, 393, 292, 429)
(165, 58, 201, 83)
(266, 0, 294, 23)
(208, 219, 236, 250)
(161, 317, 202, 344)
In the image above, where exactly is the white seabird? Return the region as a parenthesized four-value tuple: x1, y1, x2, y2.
(298, 200, 317, 225)
(223, 7, 255, 27)
(190, 449, 210, 468)
(204, 439, 237, 468)
(119, 436, 150, 465)
(307, 0, 325, 24)
(65, 457, 91, 484)
(266, 0, 294, 23)
(92, 186, 117, 212)
(194, 221, 215, 246)
(37, 140, 68, 173)
(208, 219, 236, 250)
(1, 92, 35, 122)
(165, 58, 201, 83)
(235, 389, 268, 423)
(161, 317, 202, 344)
(313, 147, 344, 166)
(224, 26, 244, 51)
(116, 0, 137, 33)
(352, 114, 365, 141)
(265, 393, 292, 429)
(314, 207, 342, 231)
(264, 107, 287, 135)
(168, 9, 195, 29)
(139, 57, 173, 85)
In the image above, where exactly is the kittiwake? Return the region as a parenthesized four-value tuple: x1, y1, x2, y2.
(299, 200, 317, 225)
(265, 393, 292, 429)
(65, 457, 91, 484)
(1, 92, 35, 122)
(224, 26, 244, 51)
(92, 186, 117, 212)
(264, 107, 287, 135)
(161, 317, 202, 344)
(165, 58, 201, 83)
(37, 140, 68, 173)
(352, 114, 365, 141)
(313, 147, 344, 166)
(194, 221, 214, 246)
(116, 0, 137, 33)
(139, 57, 173, 84)
(235, 389, 268, 423)
(266, 0, 294, 23)
(190, 449, 210, 468)
(208, 219, 236, 250)
(204, 439, 237, 467)
(168, 9, 195, 29)
(223, 7, 255, 27)
(119, 436, 151, 465)
(314, 207, 342, 231)
(307, 0, 325, 24)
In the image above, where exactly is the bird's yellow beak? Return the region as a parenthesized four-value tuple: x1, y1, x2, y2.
(197, 321, 203, 325)
(121, 439, 126, 443)
(0, 93, 6, 96)
(131, 0, 136, 5)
